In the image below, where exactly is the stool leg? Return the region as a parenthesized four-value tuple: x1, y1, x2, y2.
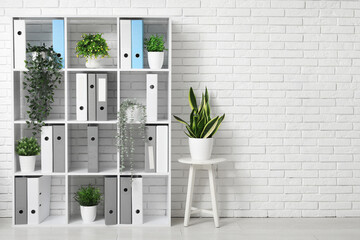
(208, 165, 219, 228)
(184, 165, 196, 227)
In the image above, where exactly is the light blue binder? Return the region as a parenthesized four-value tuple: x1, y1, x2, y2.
(52, 20, 65, 68)
(131, 20, 143, 69)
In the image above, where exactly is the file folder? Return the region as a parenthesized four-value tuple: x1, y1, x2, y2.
(53, 125, 65, 173)
(96, 74, 107, 121)
(120, 176, 132, 224)
(145, 126, 156, 172)
(88, 74, 97, 121)
(52, 19, 65, 68)
(14, 20, 26, 70)
(15, 177, 27, 225)
(41, 126, 53, 173)
(156, 125, 168, 173)
(76, 73, 88, 121)
(88, 125, 98, 173)
(27, 176, 51, 224)
(146, 74, 158, 122)
(120, 20, 131, 69)
(131, 20, 143, 69)
(105, 176, 117, 225)
(132, 176, 143, 225)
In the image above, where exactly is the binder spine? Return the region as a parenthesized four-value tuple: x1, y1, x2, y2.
(156, 125, 168, 173)
(27, 177, 40, 224)
(145, 126, 156, 172)
(88, 74, 97, 121)
(15, 177, 27, 225)
(52, 19, 65, 68)
(14, 20, 26, 70)
(146, 74, 158, 122)
(53, 125, 65, 173)
(76, 73, 88, 121)
(41, 126, 53, 173)
(131, 20, 143, 69)
(120, 176, 132, 224)
(96, 74, 108, 121)
(88, 125, 99, 173)
(120, 20, 132, 69)
(132, 176, 143, 225)
(105, 177, 117, 225)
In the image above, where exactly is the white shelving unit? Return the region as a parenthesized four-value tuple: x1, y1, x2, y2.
(11, 16, 172, 227)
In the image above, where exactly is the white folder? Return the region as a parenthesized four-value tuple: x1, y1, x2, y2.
(96, 74, 108, 121)
(76, 73, 88, 121)
(120, 20, 131, 69)
(156, 126, 168, 173)
(14, 20, 26, 70)
(146, 74, 158, 122)
(27, 176, 51, 224)
(41, 126, 53, 173)
(132, 176, 143, 225)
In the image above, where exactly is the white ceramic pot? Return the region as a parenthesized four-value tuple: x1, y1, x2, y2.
(80, 205, 97, 223)
(189, 138, 214, 161)
(85, 56, 102, 68)
(148, 52, 164, 69)
(126, 106, 141, 123)
(19, 155, 36, 172)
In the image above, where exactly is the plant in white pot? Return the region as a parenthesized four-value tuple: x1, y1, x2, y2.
(174, 87, 225, 161)
(144, 34, 167, 69)
(75, 33, 109, 68)
(74, 185, 102, 223)
(15, 137, 40, 172)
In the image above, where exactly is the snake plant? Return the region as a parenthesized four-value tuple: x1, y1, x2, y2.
(174, 87, 225, 138)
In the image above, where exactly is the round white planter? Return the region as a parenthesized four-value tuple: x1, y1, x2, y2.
(147, 52, 164, 69)
(80, 205, 97, 223)
(126, 106, 141, 123)
(19, 155, 36, 172)
(189, 138, 214, 161)
(85, 56, 102, 68)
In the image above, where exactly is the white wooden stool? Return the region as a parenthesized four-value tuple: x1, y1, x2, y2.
(179, 158, 226, 228)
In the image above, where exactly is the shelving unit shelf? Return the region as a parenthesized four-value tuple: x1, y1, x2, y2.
(12, 16, 172, 227)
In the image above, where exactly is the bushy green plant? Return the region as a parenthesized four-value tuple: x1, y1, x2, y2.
(74, 185, 102, 206)
(75, 33, 109, 59)
(144, 34, 167, 52)
(174, 87, 225, 138)
(15, 137, 41, 156)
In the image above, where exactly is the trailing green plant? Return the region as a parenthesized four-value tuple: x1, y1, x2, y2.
(174, 87, 225, 138)
(75, 33, 110, 60)
(144, 34, 167, 52)
(74, 185, 102, 206)
(15, 137, 41, 156)
(24, 44, 63, 135)
(116, 99, 146, 172)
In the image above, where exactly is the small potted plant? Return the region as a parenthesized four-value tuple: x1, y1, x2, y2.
(144, 34, 167, 69)
(174, 87, 225, 161)
(75, 33, 109, 68)
(74, 185, 102, 223)
(15, 137, 41, 172)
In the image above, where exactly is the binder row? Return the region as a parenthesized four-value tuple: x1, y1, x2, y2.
(41, 125, 65, 173)
(145, 125, 168, 173)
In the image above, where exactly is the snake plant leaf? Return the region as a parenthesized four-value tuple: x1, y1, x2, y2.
(205, 87, 209, 103)
(198, 93, 205, 113)
(200, 116, 219, 138)
(184, 131, 193, 138)
(173, 115, 189, 127)
(186, 125, 196, 138)
(208, 114, 225, 138)
(189, 87, 197, 111)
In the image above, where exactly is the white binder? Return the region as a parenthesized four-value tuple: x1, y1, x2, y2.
(120, 20, 132, 69)
(156, 126, 168, 173)
(146, 74, 158, 122)
(27, 176, 51, 224)
(41, 126, 53, 173)
(96, 74, 107, 121)
(132, 176, 143, 225)
(14, 20, 26, 70)
(76, 73, 88, 121)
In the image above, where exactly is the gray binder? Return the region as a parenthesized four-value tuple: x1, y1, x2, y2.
(96, 74, 107, 121)
(53, 125, 65, 172)
(88, 125, 99, 173)
(15, 177, 27, 225)
(120, 176, 132, 224)
(88, 74, 97, 121)
(105, 176, 117, 225)
(145, 126, 156, 172)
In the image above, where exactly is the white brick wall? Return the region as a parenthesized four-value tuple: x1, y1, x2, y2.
(0, 0, 360, 218)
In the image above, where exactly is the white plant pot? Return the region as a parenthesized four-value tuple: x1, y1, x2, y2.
(19, 155, 36, 172)
(126, 106, 141, 123)
(147, 52, 164, 69)
(85, 56, 102, 68)
(189, 138, 214, 161)
(80, 205, 97, 223)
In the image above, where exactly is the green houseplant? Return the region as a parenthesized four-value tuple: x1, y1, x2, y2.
(74, 185, 102, 223)
(173, 87, 225, 160)
(144, 34, 167, 69)
(15, 137, 41, 172)
(75, 33, 109, 68)
(24, 44, 63, 136)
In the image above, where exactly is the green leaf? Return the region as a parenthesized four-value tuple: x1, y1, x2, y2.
(173, 115, 189, 127)
(200, 116, 219, 138)
(188, 87, 197, 111)
(208, 114, 225, 138)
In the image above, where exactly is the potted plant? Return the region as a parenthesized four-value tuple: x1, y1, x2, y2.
(15, 137, 40, 172)
(144, 34, 167, 69)
(75, 33, 109, 68)
(74, 185, 102, 223)
(174, 87, 225, 161)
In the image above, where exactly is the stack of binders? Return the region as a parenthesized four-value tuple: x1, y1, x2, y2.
(76, 73, 108, 121)
(145, 125, 168, 173)
(41, 125, 65, 173)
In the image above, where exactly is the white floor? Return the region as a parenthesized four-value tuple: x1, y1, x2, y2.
(1, 217, 360, 240)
